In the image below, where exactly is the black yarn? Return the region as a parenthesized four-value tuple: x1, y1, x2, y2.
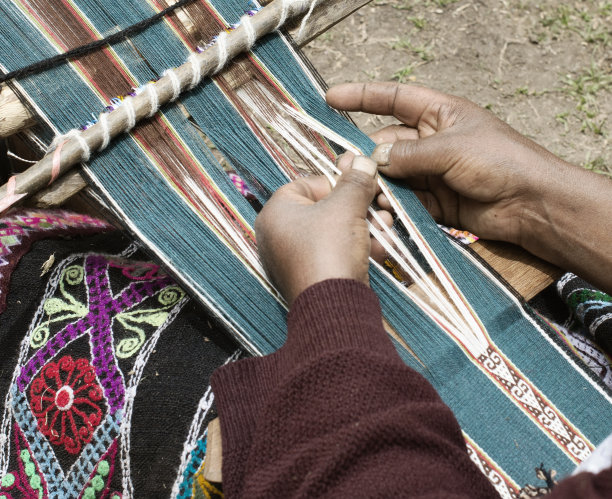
(0, 0, 197, 84)
(536, 463, 557, 489)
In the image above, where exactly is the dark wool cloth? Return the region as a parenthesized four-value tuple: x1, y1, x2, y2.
(0, 233, 237, 497)
(212, 279, 612, 498)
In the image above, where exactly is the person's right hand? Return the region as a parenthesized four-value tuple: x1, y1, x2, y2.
(326, 82, 571, 247)
(327, 82, 612, 295)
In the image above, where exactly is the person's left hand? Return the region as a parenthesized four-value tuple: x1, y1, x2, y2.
(255, 156, 392, 305)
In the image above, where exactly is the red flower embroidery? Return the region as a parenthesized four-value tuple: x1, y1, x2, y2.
(29, 356, 104, 455)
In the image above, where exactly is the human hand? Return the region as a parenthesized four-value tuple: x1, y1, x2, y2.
(326, 82, 572, 246)
(255, 156, 392, 306)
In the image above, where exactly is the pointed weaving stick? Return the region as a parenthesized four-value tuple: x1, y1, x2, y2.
(0, 0, 372, 140)
(0, 0, 315, 214)
(0, 86, 35, 138)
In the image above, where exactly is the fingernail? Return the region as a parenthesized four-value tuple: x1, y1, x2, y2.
(371, 143, 393, 167)
(351, 156, 377, 177)
(335, 152, 353, 171)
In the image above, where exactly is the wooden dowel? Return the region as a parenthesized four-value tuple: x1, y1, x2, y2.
(1, 0, 371, 208)
(0, 86, 35, 138)
(0, 0, 371, 140)
(0, 0, 372, 210)
(0, 0, 314, 213)
(203, 418, 223, 483)
(30, 170, 88, 208)
(470, 240, 561, 301)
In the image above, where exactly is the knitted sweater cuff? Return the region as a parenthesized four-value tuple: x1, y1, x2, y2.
(211, 279, 398, 479)
(283, 278, 396, 360)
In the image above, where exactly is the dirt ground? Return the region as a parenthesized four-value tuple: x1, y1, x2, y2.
(305, 0, 612, 176)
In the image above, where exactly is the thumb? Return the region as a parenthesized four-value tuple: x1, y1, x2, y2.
(372, 133, 456, 178)
(325, 156, 377, 217)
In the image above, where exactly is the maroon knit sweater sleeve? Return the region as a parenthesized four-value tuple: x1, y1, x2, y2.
(210, 279, 612, 498)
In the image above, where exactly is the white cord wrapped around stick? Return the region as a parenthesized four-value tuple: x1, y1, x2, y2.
(0, 0, 316, 213)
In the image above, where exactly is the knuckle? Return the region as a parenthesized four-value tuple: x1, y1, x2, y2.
(254, 204, 275, 234)
(254, 212, 267, 235)
(390, 141, 416, 172)
(344, 171, 375, 192)
(393, 140, 414, 158)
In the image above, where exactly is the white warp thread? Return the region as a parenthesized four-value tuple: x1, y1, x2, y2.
(50, 129, 91, 162)
(6, 151, 36, 164)
(213, 31, 229, 74)
(73, 130, 91, 163)
(276, 0, 311, 30)
(188, 53, 202, 89)
(241, 13, 256, 49)
(276, 0, 290, 30)
(98, 111, 110, 150)
(164, 68, 181, 101)
(297, 0, 319, 40)
(146, 82, 159, 118)
(38, 0, 314, 184)
(124, 97, 136, 131)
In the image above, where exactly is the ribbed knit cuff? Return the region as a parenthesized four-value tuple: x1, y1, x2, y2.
(283, 279, 397, 361)
(211, 279, 398, 478)
(213, 279, 396, 413)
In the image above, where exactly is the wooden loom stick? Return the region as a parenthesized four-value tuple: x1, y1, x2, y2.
(0, 0, 314, 213)
(7, 0, 372, 208)
(0, 86, 35, 138)
(0, 0, 371, 139)
(470, 240, 561, 301)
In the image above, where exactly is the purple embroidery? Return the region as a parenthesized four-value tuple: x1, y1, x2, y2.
(16, 255, 171, 414)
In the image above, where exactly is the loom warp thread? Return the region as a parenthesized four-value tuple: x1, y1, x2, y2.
(0, 0, 199, 84)
(0, 0, 318, 212)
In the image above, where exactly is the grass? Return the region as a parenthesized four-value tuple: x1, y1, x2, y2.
(372, 0, 413, 10)
(526, 3, 612, 137)
(375, 0, 458, 8)
(555, 112, 570, 133)
(537, 3, 611, 46)
(407, 15, 427, 29)
(391, 38, 434, 61)
(562, 62, 612, 136)
(540, 5, 573, 29)
(392, 64, 416, 83)
(430, 0, 459, 6)
(583, 154, 612, 177)
(370, 0, 611, 167)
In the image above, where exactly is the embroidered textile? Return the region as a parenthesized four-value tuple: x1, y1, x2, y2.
(440, 224, 479, 244)
(0, 220, 240, 497)
(530, 282, 612, 391)
(0, 209, 113, 314)
(557, 273, 612, 355)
